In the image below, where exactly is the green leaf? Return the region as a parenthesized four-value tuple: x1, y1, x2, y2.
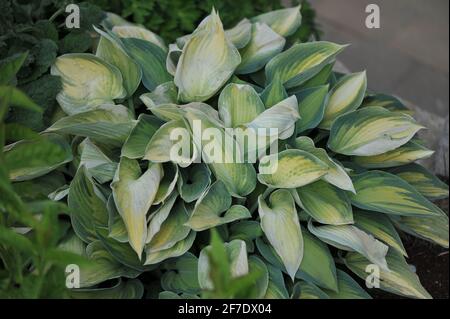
(0, 52, 28, 85)
(121, 37, 172, 91)
(296, 180, 353, 225)
(259, 74, 288, 108)
(198, 239, 248, 290)
(258, 149, 328, 189)
(264, 265, 288, 299)
(184, 107, 257, 197)
(353, 140, 434, 168)
(362, 93, 414, 115)
(140, 82, 178, 109)
(111, 158, 162, 258)
(68, 166, 109, 243)
(121, 114, 163, 159)
(265, 41, 346, 89)
(350, 170, 444, 217)
(144, 231, 196, 265)
(79, 138, 117, 184)
(248, 256, 269, 298)
(50, 53, 126, 115)
(251, 6, 302, 37)
(113, 25, 166, 50)
(295, 85, 329, 133)
(5, 134, 73, 182)
(177, 164, 211, 203)
(292, 281, 329, 299)
(324, 269, 372, 299)
(236, 22, 285, 74)
(354, 210, 407, 256)
(308, 220, 389, 271)
(296, 227, 338, 292)
(47, 104, 135, 147)
(174, 10, 241, 102)
(258, 190, 303, 280)
(294, 136, 355, 192)
(161, 253, 201, 294)
(218, 83, 265, 128)
(0, 86, 42, 113)
(328, 106, 424, 156)
(389, 163, 449, 200)
(393, 213, 449, 249)
(345, 249, 432, 299)
(153, 163, 179, 205)
(94, 27, 142, 97)
(225, 19, 252, 49)
(185, 181, 251, 231)
(320, 71, 367, 129)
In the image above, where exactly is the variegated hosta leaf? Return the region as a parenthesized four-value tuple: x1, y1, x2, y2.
(296, 227, 338, 292)
(264, 265, 289, 299)
(153, 163, 179, 205)
(248, 256, 270, 298)
(229, 221, 263, 250)
(102, 12, 133, 29)
(166, 44, 183, 76)
(251, 5, 302, 37)
(393, 213, 449, 248)
(185, 181, 251, 231)
(293, 281, 329, 299)
(259, 74, 288, 108)
(79, 241, 141, 288)
(258, 149, 328, 189)
(236, 22, 285, 75)
(324, 269, 372, 299)
(177, 163, 211, 203)
(121, 114, 164, 159)
(296, 180, 354, 225)
(68, 166, 109, 243)
(297, 62, 334, 91)
(146, 193, 178, 244)
(79, 138, 117, 184)
(107, 195, 128, 243)
(294, 136, 355, 192)
(353, 140, 434, 168)
(308, 220, 389, 271)
(146, 200, 191, 254)
(140, 82, 178, 109)
(143, 119, 197, 168)
(111, 158, 162, 258)
(5, 134, 73, 182)
(144, 229, 196, 266)
(174, 10, 241, 102)
(328, 106, 424, 156)
(50, 54, 126, 115)
(218, 83, 265, 128)
(94, 27, 141, 97)
(265, 42, 346, 89)
(320, 71, 367, 129)
(390, 163, 449, 200)
(354, 210, 407, 256)
(161, 253, 201, 294)
(183, 107, 257, 197)
(295, 85, 329, 133)
(345, 249, 432, 299)
(225, 19, 252, 49)
(95, 227, 152, 271)
(112, 25, 166, 50)
(362, 93, 414, 116)
(47, 104, 135, 147)
(350, 170, 444, 217)
(258, 190, 303, 280)
(120, 38, 172, 91)
(198, 239, 249, 290)
(70, 279, 144, 299)
(245, 95, 300, 140)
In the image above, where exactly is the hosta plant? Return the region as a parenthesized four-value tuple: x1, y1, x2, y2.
(1, 6, 449, 299)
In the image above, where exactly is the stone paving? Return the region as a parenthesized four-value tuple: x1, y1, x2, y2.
(310, 0, 449, 175)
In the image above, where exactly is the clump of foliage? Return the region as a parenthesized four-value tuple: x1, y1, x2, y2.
(0, 0, 104, 131)
(1, 6, 449, 300)
(88, 0, 321, 43)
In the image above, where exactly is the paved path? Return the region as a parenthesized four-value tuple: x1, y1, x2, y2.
(312, 0, 449, 117)
(310, 0, 449, 175)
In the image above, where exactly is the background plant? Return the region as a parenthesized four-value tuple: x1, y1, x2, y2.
(1, 5, 448, 300)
